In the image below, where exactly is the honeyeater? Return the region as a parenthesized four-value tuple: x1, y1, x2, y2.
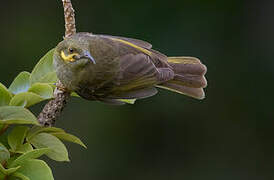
(53, 33, 207, 105)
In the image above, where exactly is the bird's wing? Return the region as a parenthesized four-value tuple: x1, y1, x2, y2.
(108, 53, 160, 99)
(99, 34, 170, 69)
(99, 34, 152, 49)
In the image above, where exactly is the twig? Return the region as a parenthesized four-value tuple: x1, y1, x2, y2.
(0, 124, 9, 136)
(38, 0, 76, 126)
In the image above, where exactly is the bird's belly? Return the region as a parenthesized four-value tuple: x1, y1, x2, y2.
(76, 80, 115, 100)
(75, 65, 118, 100)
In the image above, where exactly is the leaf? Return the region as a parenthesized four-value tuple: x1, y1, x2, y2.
(26, 126, 65, 141)
(0, 163, 6, 174)
(51, 132, 87, 148)
(37, 72, 57, 85)
(0, 132, 9, 148)
(8, 126, 30, 151)
(30, 49, 57, 85)
(5, 156, 18, 169)
(0, 83, 12, 106)
(118, 99, 136, 104)
(14, 143, 33, 154)
(10, 172, 30, 180)
(0, 163, 20, 175)
(9, 92, 44, 108)
(0, 143, 10, 164)
(28, 83, 53, 99)
(8, 148, 50, 168)
(10, 83, 54, 107)
(0, 106, 39, 125)
(0, 172, 5, 179)
(8, 72, 31, 95)
(29, 133, 69, 162)
(10, 159, 54, 180)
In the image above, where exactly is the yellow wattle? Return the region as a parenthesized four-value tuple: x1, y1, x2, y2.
(61, 51, 79, 62)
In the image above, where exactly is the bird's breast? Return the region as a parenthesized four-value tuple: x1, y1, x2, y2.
(72, 57, 120, 98)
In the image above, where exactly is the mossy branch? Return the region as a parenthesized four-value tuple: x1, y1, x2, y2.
(38, 0, 76, 126)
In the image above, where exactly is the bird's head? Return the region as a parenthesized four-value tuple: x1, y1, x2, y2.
(54, 34, 96, 67)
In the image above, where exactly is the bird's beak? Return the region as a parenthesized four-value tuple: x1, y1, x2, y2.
(82, 51, 96, 64)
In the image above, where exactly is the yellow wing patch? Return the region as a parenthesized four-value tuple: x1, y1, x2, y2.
(110, 38, 152, 56)
(61, 51, 79, 62)
(118, 99, 136, 104)
(167, 57, 201, 64)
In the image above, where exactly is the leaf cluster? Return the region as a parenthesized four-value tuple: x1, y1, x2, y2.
(0, 49, 86, 180)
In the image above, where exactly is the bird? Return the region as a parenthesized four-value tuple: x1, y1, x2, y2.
(53, 32, 207, 105)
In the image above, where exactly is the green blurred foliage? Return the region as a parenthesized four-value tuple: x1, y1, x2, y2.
(0, 48, 87, 179)
(0, 0, 273, 179)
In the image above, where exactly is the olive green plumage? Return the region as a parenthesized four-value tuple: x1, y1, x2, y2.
(54, 32, 207, 105)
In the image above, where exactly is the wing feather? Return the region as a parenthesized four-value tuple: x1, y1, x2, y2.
(109, 53, 160, 99)
(101, 35, 170, 68)
(99, 34, 152, 49)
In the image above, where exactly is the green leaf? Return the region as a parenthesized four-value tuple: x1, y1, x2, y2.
(0, 172, 5, 179)
(9, 92, 44, 108)
(10, 172, 30, 180)
(27, 126, 65, 141)
(8, 126, 29, 151)
(0, 83, 12, 106)
(14, 143, 33, 154)
(10, 159, 53, 180)
(8, 148, 50, 168)
(37, 72, 57, 85)
(5, 156, 18, 169)
(0, 132, 9, 148)
(5, 166, 20, 175)
(29, 133, 69, 162)
(0, 163, 6, 174)
(28, 83, 53, 99)
(51, 132, 87, 148)
(30, 49, 57, 85)
(0, 143, 10, 164)
(118, 99, 136, 104)
(10, 83, 54, 107)
(8, 72, 31, 95)
(0, 163, 20, 175)
(0, 106, 39, 125)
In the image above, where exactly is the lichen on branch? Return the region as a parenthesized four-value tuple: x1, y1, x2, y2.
(38, 0, 77, 126)
(62, 0, 76, 38)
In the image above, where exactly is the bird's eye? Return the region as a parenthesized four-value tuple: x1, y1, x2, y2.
(68, 48, 74, 53)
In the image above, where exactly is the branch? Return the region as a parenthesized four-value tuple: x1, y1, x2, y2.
(38, 0, 76, 126)
(63, 0, 76, 37)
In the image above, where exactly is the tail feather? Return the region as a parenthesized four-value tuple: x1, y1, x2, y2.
(173, 74, 207, 88)
(157, 57, 207, 100)
(167, 57, 207, 75)
(157, 83, 205, 100)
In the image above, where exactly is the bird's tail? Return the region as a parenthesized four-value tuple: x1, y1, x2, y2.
(157, 57, 207, 99)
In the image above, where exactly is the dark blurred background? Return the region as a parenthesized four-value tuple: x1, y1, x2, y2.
(0, 0, 273, 179)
